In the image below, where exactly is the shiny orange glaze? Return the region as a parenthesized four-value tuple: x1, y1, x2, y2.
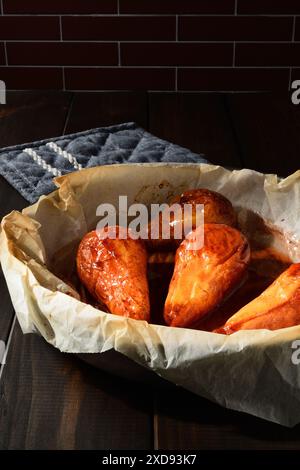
(146, 188, 237, 252)
(164, 223, 250, 328)
(216, 263, 300, 334)
(76, 226, 150, 321)
(172, 188, 237, 227)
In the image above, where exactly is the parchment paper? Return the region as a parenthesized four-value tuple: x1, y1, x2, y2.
(1, 163, 300, 427)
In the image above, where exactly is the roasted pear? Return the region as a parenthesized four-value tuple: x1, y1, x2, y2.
(216, 263, 300, 334)
(77, 226, 150, 321)
(146, 188, 237, 251)
(164, 223, 250, 328)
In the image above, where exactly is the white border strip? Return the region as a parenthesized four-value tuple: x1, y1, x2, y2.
(0, 315, 17, 382)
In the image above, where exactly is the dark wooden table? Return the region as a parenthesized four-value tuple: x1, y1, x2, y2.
(1, 91, 300, 450)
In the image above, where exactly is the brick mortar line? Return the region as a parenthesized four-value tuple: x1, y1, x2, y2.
(0, 65, 293, 69)
(118, 41, 121, 66)
(2, 40, 299, 44)
(4, 89, 286, 93)
(233, 42, 236, 67)
(4, 41, 7, 65)
(62, 66, 65, 90)
(59, 15, 63, 41)
(292, 16, 296, 41)
(0, 13, 175, 17)
(1, 14, 300, 17)
(233, 0, 236, 68)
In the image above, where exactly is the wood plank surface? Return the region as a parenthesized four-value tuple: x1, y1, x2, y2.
(226, 92, 300, 176)
(148, 92, 242, 168)
(64, 91, 148, 133)
(0, 324, 153, 450)
(0, 91, 72, 344)
(0, 91, 72, 148)
(154, 389, 300, 450)
(1, 91, 300, 451)
(0, 91, 154, 450)
(151, 92, 300, 450)
(0, 176, 26, 344)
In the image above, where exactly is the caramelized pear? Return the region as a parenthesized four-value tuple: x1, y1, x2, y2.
(77, 226, 150, 321)
(216, 263, 300, 334)
(147, 188, 237, 252)
(164, 223, 250, 328)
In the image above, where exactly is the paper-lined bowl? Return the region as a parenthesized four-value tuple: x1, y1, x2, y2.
(1, 163, 300, 426)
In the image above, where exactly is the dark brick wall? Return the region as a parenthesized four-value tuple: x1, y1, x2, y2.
(0, 0, 299, 91)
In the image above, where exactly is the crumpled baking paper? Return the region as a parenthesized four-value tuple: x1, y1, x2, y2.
(1, 163, 300, 427)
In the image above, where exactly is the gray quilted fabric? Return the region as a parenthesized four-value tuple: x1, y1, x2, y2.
(0, 122, 207, 203)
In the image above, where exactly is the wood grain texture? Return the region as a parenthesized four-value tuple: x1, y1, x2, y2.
(0, 91, 72, 344)
(0, 91, 72, 148)
(1, 91, 300, 451)
(0, 265, 19, 345)
(0, 90, 154, 450)
(148, 92, 242, 168)
(226, 93, 300, 176)
(154, 388, 300, 450)
(64, 91, 148, 133)
(0, 324, 153, 449)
